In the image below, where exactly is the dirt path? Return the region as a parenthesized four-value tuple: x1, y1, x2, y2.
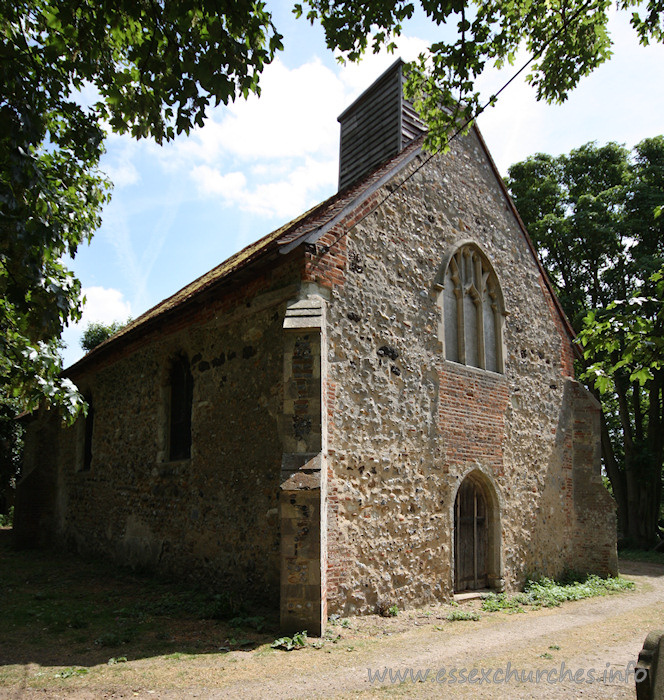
(3, 560, 664, 700)
(198, 560, 664, 700)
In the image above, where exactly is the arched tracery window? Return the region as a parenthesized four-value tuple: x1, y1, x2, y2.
(438, 244, 505, 373)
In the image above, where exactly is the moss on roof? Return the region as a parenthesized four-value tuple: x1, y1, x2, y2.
(65, 136, 429, 376)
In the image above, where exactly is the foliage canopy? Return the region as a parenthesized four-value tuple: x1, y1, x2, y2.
(80, 320, 128, 353)
(1, 0, 282, 421)
(297, 0, 664, 151)
(507, 136, 664, 547)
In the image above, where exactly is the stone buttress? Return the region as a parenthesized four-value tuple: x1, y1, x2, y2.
(279, 293, 328, 635)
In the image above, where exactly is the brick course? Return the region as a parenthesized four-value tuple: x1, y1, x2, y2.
(17, 125, 616, 633)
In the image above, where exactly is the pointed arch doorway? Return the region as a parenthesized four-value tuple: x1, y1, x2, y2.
(454, 473, 499, 592)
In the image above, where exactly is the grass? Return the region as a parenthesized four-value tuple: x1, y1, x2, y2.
(0, 529, 278, 673)
(481, 572, 635, 612)
(446, 609, 481, 622)
(619, 548, 664, 565)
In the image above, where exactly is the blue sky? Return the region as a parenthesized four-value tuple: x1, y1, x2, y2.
(61, 5, 664, 367)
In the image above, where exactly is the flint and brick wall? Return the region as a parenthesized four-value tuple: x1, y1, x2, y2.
(18, 126, 616, 628)
(568, 382, 618, 575)
(318, 129, 616, 614)
(26, 258, 305, 604)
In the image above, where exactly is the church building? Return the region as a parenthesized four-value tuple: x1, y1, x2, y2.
(16, 60, 617, 636)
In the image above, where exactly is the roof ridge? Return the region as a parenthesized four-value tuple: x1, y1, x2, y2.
(65, 136, 426, 375)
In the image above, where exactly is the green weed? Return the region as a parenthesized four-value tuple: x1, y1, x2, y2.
(54, 667, 89, 679)
(328, 614, 351, 627)
(227, 637, 253, 648)
(271, 630, 307, 651)
(0, 507, 14, 528)
(107, 656, 128, 665)
(523, 574, 634, 607)
(446, 609, 481, 621)
(481, 592, 526, 612)
(481, 573, 634, 612)
(229, 615, 266, 631)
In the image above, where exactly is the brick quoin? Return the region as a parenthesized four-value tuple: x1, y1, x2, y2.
(302, 195, 390, 291)
(304, 229, 348, 290)
(325, 463, 344, 602)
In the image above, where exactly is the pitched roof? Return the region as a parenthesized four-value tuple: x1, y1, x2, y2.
(66, 117, 579, 377)
(65, 135, 426, 376)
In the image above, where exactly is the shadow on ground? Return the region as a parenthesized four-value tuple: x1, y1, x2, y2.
(619, 558, 664, 579)
(0, 529, 278, 669)
(2, 527, 661, 673)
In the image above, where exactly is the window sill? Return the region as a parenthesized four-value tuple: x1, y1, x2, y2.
(442, 359, 506, 379)
(154, 459, 191, 476)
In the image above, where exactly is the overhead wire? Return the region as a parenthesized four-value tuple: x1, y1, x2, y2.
(313, 0, 598, 256)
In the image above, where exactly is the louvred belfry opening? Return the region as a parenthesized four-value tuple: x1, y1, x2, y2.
(337, 59, 426, 192)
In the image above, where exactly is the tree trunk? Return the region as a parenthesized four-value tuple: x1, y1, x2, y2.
(600, 413, 627, 535)
(623, 371, 663, 548)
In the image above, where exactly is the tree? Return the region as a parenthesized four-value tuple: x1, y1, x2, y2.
(80, 320, 128, 353)
(3, 0, 664, 424)
(298, 0, 664, 151)
(1, 0, 282, 421)
(578, 269, 664, 548)
(0, 396, 23, 516)
(506, 137, 664, 547)
(506, 142, 633, 329)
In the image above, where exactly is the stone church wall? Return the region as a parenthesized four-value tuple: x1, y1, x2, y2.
(17, 125, 617, 627)
(319, 129, 616, 614)
(40, 261, 303, 603)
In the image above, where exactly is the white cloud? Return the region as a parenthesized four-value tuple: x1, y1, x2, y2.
(173, 36, 431, 219)
(474, 48, 549, 173)
(61, 287, 132, 368)
(96, 36, 432, 221)
(102, 143, 141, 188)
(80, 287, 132, 325)
(475, 9, 664, 174)
(337, 36, 430, 96)
(191, 157, 336, 219)
(172, 56, 344, 167)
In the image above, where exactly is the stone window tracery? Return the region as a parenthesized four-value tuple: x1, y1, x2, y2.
(438, 244, 505, 373)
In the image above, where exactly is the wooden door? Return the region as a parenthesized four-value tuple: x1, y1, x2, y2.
(454, 478, 488, 591)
